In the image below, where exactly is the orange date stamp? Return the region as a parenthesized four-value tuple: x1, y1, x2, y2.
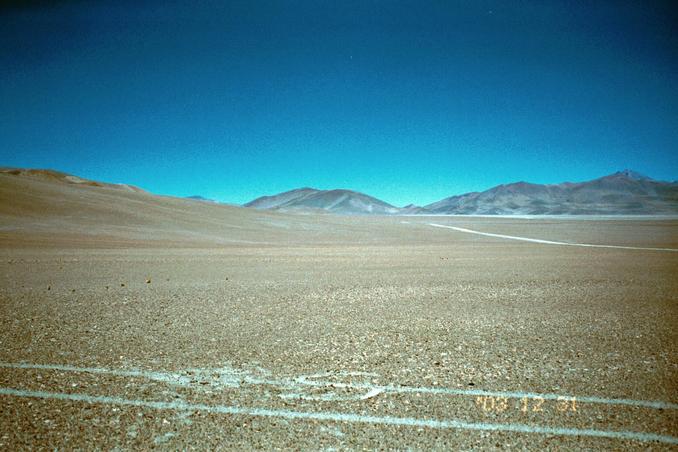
(475, 395, 577, 414)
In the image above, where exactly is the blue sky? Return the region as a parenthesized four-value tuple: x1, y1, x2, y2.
(1, 0, 676, 206)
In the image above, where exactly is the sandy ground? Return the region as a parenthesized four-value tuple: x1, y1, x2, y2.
(0, 215, 677, 450)
(0, 173, 677, 449)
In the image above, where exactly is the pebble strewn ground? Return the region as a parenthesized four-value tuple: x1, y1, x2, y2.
(0, 218, 676, 449)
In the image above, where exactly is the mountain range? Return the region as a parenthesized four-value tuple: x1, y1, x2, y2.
(1, 167, 676, 216)
(244, 170, 678, 215)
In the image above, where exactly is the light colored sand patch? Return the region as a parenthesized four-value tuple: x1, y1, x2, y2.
(319, 425, 345, 437)
(153, 431, 176, 445)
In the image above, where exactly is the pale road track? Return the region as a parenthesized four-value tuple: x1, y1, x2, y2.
(1, 387, 676, 445)
(1, 362, 676, 410)
(1, 361, 676, 445)
(428, 223, 678, 252)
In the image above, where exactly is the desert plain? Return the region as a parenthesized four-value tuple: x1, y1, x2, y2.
(0, 171, 677, 450)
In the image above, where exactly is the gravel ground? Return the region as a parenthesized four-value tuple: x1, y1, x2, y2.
(0, 218, 676, 450)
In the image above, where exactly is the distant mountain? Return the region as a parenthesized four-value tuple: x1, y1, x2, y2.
(185, 195, 218, 203)
(244, 188, 318, 210)
(244, 187, 400, 215)
(399, 204, 429, 215)
(614, 169, 653, 181)
(425, 170, 678, 215)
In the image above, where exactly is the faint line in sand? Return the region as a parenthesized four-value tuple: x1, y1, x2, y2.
(0, 387, 675, 445)
(428, 223, 678, 252)
(1, 362, 676, 410)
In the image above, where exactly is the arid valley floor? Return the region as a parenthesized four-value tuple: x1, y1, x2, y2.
(0, 172, 677, 449)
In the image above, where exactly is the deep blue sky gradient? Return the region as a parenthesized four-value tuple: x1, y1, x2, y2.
(1, 1, 676, 205)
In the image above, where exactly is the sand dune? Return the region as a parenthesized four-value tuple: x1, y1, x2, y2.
(0, 169, 434, 247)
